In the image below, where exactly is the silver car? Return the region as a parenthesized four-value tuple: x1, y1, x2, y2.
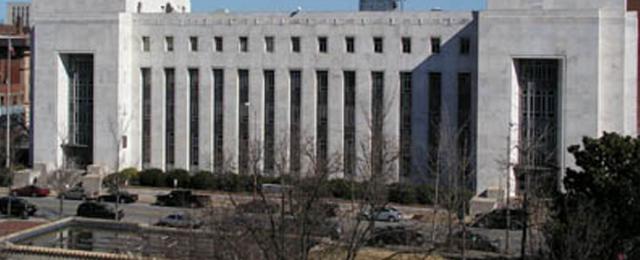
(59, 186, 87, 200)
(156, 212, 202, 229)
(361, 207, 403, 222)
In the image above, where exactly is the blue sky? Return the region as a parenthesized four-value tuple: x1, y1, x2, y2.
(0, 0, 486, 20)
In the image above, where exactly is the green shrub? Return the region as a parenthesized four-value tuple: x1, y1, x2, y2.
(190, 171, 215, 190)
(387, 183, 417, 205)
(0, 168, 13, 187)
(166, 169, 191, 188)
(120, 167, 140, 184)
(139, 168, 165, 187)
(415, 184, 434, 205)
(327, 179, 353, 199)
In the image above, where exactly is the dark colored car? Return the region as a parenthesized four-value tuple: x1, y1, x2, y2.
(11, 185, 50, 197)
(155, 190, 211, 208)
(76, 201, 124, 220)
(0, 197, 37, 218)
(98, 191, 138, 204)
(471, 208, 527, 230)
(367, 226, 425, 247)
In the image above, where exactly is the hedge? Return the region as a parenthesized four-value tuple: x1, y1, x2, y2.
(129, 168, 437, 205)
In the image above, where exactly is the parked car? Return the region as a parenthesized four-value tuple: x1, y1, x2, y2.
(58, 186, 87, 200)
(360, 207, 403, 222)
(154, 190, 211, 208)
(235, 200, 278, 214)
(98, 191, 138, 204)
(470, 208, 527, 230)
(76, 201, 124, 220)
(367, 226, 425, 247)
(11, 185, 50, 197)
(0, 197, 37, 218)
(156, 212, 202, 229)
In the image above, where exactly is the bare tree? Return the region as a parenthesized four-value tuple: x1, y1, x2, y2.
(106, 105, 132, 220)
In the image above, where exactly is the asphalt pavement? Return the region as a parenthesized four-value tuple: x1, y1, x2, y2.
(19, 196, 184, 224)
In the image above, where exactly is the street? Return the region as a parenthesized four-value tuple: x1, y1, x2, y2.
(21, 196, 182, 224)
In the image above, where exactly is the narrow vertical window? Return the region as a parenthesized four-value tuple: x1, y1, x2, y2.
(264, 70, 275, 173)
(165, 36, 174, 52)
(239, 36, 249, 52)
(238, 69, 250, 174)
(265, 36, 275, 53)
(165, 68, 176, 167)
(371, 71, 385, 176)
(431, 37, 441, 54)
(402, 37, 411, 53)
(189, 36, 198, 52)
(142, 36, 150, 52)
(189, 68, 199, 167)
(213, 69, 225, 173)
(141, 68, 152, 165)
(291, 37, 301, 53)
(318, 37, 328, 53)
(400, 72, 412, 176)
(214, 36, 223, 52)
(371, 71, 385, 133)
(316, 70, 329, 168)
(290, 70, 302, 174)
(428, 72, 441, 172)
(460, 37, 471, 55)
(346, 37, 355, 53)
(457, 73, 472, 171)
(344, 71, 356, 176)
(373, 37, 384, 53)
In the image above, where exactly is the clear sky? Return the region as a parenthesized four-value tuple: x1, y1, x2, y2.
(0, 0, 486, 21)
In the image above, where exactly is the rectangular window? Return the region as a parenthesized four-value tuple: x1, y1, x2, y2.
(189, 36, 198, 52)
(213, 69, 225, 173)
(343, 71, 356, 176)
(402, 37, 411, 53)
(371, 71, 385, 175)
(239, 36, 249, 52)
(265, 36, 275, 53)
(460, 37, 471, 55)
(238, 69, 250, 174)
(371, 71, 385, 133)
(428, 72, 441, 172)
(290, 70, 302, 174)
(346, 37, 355, 53)
(165, 68, 176, 167)
(142, 36, 150, 52)
(457, 73, 472, 177)
(189, 68, 199, 167)
(165, 36, 174, 52)
(318, 37, 328, 53)
(264, 70, 275, 173)
(291, 37, 301, 53)
(66, 54, 94, 167)
(141, 68, 152, 165)
(214, 36, 223, 52)
(431, 37, 441, 54)
(373, 37, 384, 53)
(515, 59, 559, 195)
(400, 72, 412, 176)
(316, 70, 329, 168)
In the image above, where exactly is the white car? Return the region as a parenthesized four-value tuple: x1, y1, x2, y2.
(360, 207, 403, 222)
(156, 212, 202, 229)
